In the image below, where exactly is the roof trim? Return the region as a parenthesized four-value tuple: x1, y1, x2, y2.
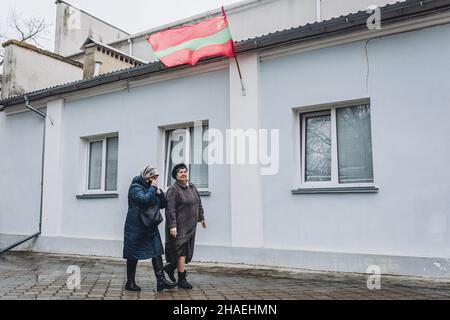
(234, 0, 450, 52)
(2, 0, 450, 109)
(2, 40, 84, 68)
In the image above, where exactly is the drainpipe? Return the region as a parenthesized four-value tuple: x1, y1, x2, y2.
(316, 0, 322, 22)
(93, 61, 103, 77)
(0, 96, 46, 255)
(128, 38, 133, 56)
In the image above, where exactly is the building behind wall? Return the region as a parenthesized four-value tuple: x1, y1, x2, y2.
(0, 40, 84, 99)
(1, 0, 399, 100)
(57, 0, 400, 62)
(1, 0, 450, 278)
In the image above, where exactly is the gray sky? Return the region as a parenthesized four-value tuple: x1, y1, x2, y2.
(0, 0, 242, 51)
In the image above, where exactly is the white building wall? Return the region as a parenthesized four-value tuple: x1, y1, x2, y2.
(2, 14, 450, 278)
(55, 0, 130, 57)
(259, 24, 450, 261)
(0, 109, 44, 237)
(1, 44, 83, 99)
(229, 54, 264, 248)
(56, 70, 231, 250)
(41, 100, 64, 238)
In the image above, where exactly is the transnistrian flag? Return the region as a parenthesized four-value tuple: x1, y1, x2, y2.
(147, 15, 236, 68)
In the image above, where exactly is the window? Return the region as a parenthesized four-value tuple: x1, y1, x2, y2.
(300, 103, 374, 187)
(86, 136, 119, 192)
(304, 112, 332, 182)
(164, 124, 209, 189)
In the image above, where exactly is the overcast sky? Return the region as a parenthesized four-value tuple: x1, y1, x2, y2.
(0, 0, 241, 51)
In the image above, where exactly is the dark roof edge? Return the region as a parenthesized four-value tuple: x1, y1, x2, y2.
(2, 0, 449, 110)
(0, 57, 225, 110)
(235, 0, 450, 52)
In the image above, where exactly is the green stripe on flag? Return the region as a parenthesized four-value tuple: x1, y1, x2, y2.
(154, 27, 233, 58)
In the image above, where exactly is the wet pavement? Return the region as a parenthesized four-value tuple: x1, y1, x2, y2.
(0, 252, 449, 300)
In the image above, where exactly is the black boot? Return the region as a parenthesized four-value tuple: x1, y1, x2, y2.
(125, 260, 141, 292)
(152, 256, 177, 292)
(178, 271, 193, 290)
(163, 262, 177, 283)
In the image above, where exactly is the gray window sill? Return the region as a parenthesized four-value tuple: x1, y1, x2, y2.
(76, 193, 119, 199)
(292, 187, 379, 194)
(199, 191, 211, 197)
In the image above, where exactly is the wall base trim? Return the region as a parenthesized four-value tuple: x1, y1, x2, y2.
(1, 234, 449, 278)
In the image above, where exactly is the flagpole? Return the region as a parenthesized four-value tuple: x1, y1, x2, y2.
(222, 6, 246, 97)
(234, 52, 247, 97)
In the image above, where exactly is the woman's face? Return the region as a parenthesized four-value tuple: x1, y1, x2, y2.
(149, 175, 159, 184)
(176, 168, 188, 182)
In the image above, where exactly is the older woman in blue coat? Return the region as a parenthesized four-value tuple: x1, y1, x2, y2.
(123, 165, 176, 292)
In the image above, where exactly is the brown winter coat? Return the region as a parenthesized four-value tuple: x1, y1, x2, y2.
(164, 180, 205, 265)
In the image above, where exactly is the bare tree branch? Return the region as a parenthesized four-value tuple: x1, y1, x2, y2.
(5, 9, 50, 47)
(0, 10, 50, 69)
(11, 10, 25, 40)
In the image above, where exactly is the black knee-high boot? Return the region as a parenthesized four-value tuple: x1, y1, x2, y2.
(152, 256, 177, 292)
(125, 259, 141, 292)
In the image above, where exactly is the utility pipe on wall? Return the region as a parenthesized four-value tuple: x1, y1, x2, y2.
(0, 96, 46, 255)
(316, 0, 322, 22)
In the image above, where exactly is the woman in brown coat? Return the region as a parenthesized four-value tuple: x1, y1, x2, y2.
(163, 163, 207, 289)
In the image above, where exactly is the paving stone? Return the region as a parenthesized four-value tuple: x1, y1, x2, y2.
(1, 252, 450, 300)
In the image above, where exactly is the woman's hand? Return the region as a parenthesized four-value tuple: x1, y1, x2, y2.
(170, 228, 177, 238)
(201, 221, 207, 229)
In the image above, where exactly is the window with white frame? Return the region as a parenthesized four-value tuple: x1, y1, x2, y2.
(164, 124, 209, 189)
(86, 136, 119, 192)
(300, 103, 374, 187)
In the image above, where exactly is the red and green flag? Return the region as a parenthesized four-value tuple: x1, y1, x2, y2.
(147, 14, 236, 68)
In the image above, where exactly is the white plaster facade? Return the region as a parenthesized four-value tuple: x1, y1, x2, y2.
(1, 0, 450, 279)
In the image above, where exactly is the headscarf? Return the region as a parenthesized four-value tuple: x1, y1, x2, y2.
(140, 165, 159, 181)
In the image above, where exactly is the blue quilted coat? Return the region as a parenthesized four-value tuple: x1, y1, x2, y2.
(123, 176, 166, 260)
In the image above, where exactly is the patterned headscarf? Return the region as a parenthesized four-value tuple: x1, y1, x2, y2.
(140, 165, 159, 181)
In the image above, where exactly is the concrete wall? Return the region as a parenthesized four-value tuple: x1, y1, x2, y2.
(112, 38, 156, 63)
(66, 53, 84, 64)
(1, 43, 83, 99)
(55, 0, 129, 57)
(259, 24, 450, 262)
(82, 46, 136, 79)
(56, 70, 230, 247)
(0, 109, 44, 236)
